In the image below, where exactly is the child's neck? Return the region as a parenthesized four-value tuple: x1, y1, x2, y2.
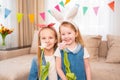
(44, 48, 54, 56)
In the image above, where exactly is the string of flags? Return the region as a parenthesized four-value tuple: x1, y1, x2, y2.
(0, 0, 115, 23)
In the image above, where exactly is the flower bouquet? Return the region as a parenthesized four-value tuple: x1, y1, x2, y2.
(0, 24, 14, 46)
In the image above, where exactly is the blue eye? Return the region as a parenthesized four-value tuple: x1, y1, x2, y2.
(68, 32, 71, 34)
(61, 33, 65, 35)
(49, 37, 53, 39)
(41, 37, 45, 40)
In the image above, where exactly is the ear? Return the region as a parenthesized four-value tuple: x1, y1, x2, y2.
(65, 4, 79, 21)
(50, 8, 64, 23)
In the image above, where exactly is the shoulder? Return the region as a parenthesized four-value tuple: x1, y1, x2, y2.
(84, 47, 90, 58)
(54, 47, 61, 57)
(32, 56, 38, 64)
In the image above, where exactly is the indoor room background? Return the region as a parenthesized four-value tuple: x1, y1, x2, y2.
(0, 0, 120, 49)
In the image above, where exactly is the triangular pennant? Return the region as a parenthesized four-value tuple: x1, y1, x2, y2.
(28, 14, 34, 23)
(4, 8, 11, 19)
(59, 1, 64, 7)
(108, 1, 114, 11)
(65, 0, 70, 5)
(83, 6, 88, 15)
(40, 12, 45, 21)
(17, 13, 23, 23)
(54, 5, 61, 12)
(93, 6, 99, 15)
(48, 10, 51, 15)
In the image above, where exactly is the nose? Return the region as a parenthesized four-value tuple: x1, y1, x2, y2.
(45, 38, 49, 43)
(63, 34, 68, 39)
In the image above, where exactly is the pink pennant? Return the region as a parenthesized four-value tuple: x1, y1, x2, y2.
(93, 7, 99, 16)
(54, 5, 61, 12)
(40, 12, 45, 21)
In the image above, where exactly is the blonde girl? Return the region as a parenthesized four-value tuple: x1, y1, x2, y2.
(54, 21, 91, 80)
(28, 23, 58, 80)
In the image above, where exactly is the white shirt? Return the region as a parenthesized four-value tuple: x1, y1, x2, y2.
(45, 55, 57, 80)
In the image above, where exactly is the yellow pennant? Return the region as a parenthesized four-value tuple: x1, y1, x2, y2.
(17, 13, 23, 23)
(28, 14, 34, 23)
(65, 0, 70, 5)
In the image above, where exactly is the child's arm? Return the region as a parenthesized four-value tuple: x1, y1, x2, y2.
(84, 58, 91, 80)
(56, 57, 67, 80)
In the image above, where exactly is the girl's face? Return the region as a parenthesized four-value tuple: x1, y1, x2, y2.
(40, 28, 57, 50)
(60, 25, 76, 45)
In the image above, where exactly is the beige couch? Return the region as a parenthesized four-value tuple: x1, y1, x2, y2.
(0, 30, 120, 80)
(0, 30, 38, 80)
(83, 35, 120, 80)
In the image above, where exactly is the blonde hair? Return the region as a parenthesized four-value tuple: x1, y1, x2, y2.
(37, 27, 58, 77)
(59, 21, 84, 47)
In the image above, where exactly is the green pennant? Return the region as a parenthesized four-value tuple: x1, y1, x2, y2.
(59, 1, 64, 7)
(83, 6, 88, 15)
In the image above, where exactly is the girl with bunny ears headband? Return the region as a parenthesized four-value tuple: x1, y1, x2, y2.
(52, 4, 91, 80)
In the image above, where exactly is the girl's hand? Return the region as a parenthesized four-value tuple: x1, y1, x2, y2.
(58, 41, 66, 49)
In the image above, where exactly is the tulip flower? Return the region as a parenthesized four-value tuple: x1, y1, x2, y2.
(0, 24, 14, 46)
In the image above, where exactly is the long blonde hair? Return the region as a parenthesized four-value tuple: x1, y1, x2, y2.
(37, 27, 58, 77)
(59, 21, 84, 47)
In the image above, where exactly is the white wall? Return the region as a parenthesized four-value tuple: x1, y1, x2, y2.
(0, 0, 18, 48)
(45, 0, 120, 40)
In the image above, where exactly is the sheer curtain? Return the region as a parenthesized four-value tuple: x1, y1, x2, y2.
(17, 0, 44, 47)
(45, 0, 120, 40)
(0, 0, 18, 48)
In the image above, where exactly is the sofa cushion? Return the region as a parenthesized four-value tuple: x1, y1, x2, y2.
(106, 35, 120, 63)
(99, 41, 108, 58)
(30, 30, 38, 54)
(83, 35, 102, 61)
(0, 54, 35, 80)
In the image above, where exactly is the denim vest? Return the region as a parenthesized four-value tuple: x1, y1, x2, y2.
(60, 44, 86, 80)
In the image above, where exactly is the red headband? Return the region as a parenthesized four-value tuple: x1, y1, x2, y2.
(36, 23, 55, 28)
(36, 23, 55, 35)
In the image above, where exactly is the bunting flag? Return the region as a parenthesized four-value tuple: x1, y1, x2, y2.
(48, 10, 51, 15)
(65, 0, 70, 5)
(4, 8, 11, 19)
(83, 6, 88, 15)
(28, 14, 34, 23)
(17, 13, 23, 23)
(40, 12, 45, 21)
(54, 5, 61, 12)
(108, 1, 114, 11)
(59, 1, 64, 7)
(93, 6, 99, 15)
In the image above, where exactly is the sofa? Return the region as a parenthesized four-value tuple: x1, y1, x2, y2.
(83, 35, 120, 80)
(0, 30, 120, 80)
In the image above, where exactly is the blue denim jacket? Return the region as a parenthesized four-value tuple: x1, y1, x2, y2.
(28, 56, 38, 80)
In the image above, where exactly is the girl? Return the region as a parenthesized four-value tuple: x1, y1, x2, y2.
(28, 23, 58, 80)
(54, 21, 91, 80)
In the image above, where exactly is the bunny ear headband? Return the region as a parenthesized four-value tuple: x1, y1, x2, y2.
(50, 4, 79, 29)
